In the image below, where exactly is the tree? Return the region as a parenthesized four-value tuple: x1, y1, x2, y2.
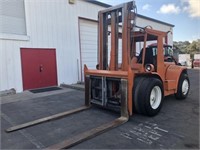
(173, 41, 191, 54)
(173, 39, 200, 57)
(186, 39, 200, 58)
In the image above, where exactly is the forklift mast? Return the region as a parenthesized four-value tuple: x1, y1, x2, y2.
(84, 1, 137, 118)
(98, 1, 136, 71)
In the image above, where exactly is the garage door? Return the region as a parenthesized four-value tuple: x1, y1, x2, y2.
(79, 19, 98, 81)
(79, 19, 122, 82)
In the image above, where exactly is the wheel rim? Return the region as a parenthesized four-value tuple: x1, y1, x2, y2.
(182, 79, 189, 95)
(150, 86, 162, 109)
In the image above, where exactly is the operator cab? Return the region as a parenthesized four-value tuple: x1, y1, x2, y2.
(130, 31, 179, 72)
(137, 44, 176, 64)
(134, 44, 177, 72)
(147, 44, 176, 63)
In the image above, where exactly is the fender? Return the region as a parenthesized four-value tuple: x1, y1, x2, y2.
(165, 65, 187, 92)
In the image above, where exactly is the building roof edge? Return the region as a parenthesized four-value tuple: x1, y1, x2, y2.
(85, 0, 175, 27)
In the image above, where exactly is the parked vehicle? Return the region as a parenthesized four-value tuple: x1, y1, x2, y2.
(193, 59, 200, 67)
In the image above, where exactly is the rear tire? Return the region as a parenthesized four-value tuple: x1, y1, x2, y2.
(133, 78, 163, 116)
(175, 73, 190, 99)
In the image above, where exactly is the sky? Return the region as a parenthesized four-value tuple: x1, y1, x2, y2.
(98, 0, 200, 42)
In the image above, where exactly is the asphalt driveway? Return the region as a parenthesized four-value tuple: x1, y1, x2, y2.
(1, 69, 199, 149)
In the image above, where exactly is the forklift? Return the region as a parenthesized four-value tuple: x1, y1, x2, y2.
(6, 1, 190, 149)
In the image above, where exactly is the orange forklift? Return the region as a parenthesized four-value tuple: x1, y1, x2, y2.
(6, 1, 190, 149)
(84, 0, 190, 117)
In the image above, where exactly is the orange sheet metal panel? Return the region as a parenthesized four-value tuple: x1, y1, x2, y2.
(164, 80, 176, 91)
(85, 69, 128, 79)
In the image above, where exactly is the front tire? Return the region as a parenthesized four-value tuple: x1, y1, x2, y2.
(134, 78, 163, 116)
(175, 73, 190, 99)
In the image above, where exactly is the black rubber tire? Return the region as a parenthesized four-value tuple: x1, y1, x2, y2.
(134, 78, 164, 116)
(132, 77, 146, 114)
(175, 73, 190, 100)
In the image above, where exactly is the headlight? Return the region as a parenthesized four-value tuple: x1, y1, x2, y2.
(145, 64, 155, 72)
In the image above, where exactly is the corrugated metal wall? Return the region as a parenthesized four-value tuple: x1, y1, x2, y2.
(0, 0, 105, 92)
(0, 0, 173, 92)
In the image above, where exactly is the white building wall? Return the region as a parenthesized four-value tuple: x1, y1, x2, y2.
(0, 0, 105, 92)
(0, 0, 174, 92)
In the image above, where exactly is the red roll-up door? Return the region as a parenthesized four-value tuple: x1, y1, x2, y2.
(21, 48, 58, 90)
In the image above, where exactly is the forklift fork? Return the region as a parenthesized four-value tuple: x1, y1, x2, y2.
(5, 106, 90, 132)
(6, 77, 129, 149)
(46, 117, 128, 149)
(46, 78, 129, 149)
